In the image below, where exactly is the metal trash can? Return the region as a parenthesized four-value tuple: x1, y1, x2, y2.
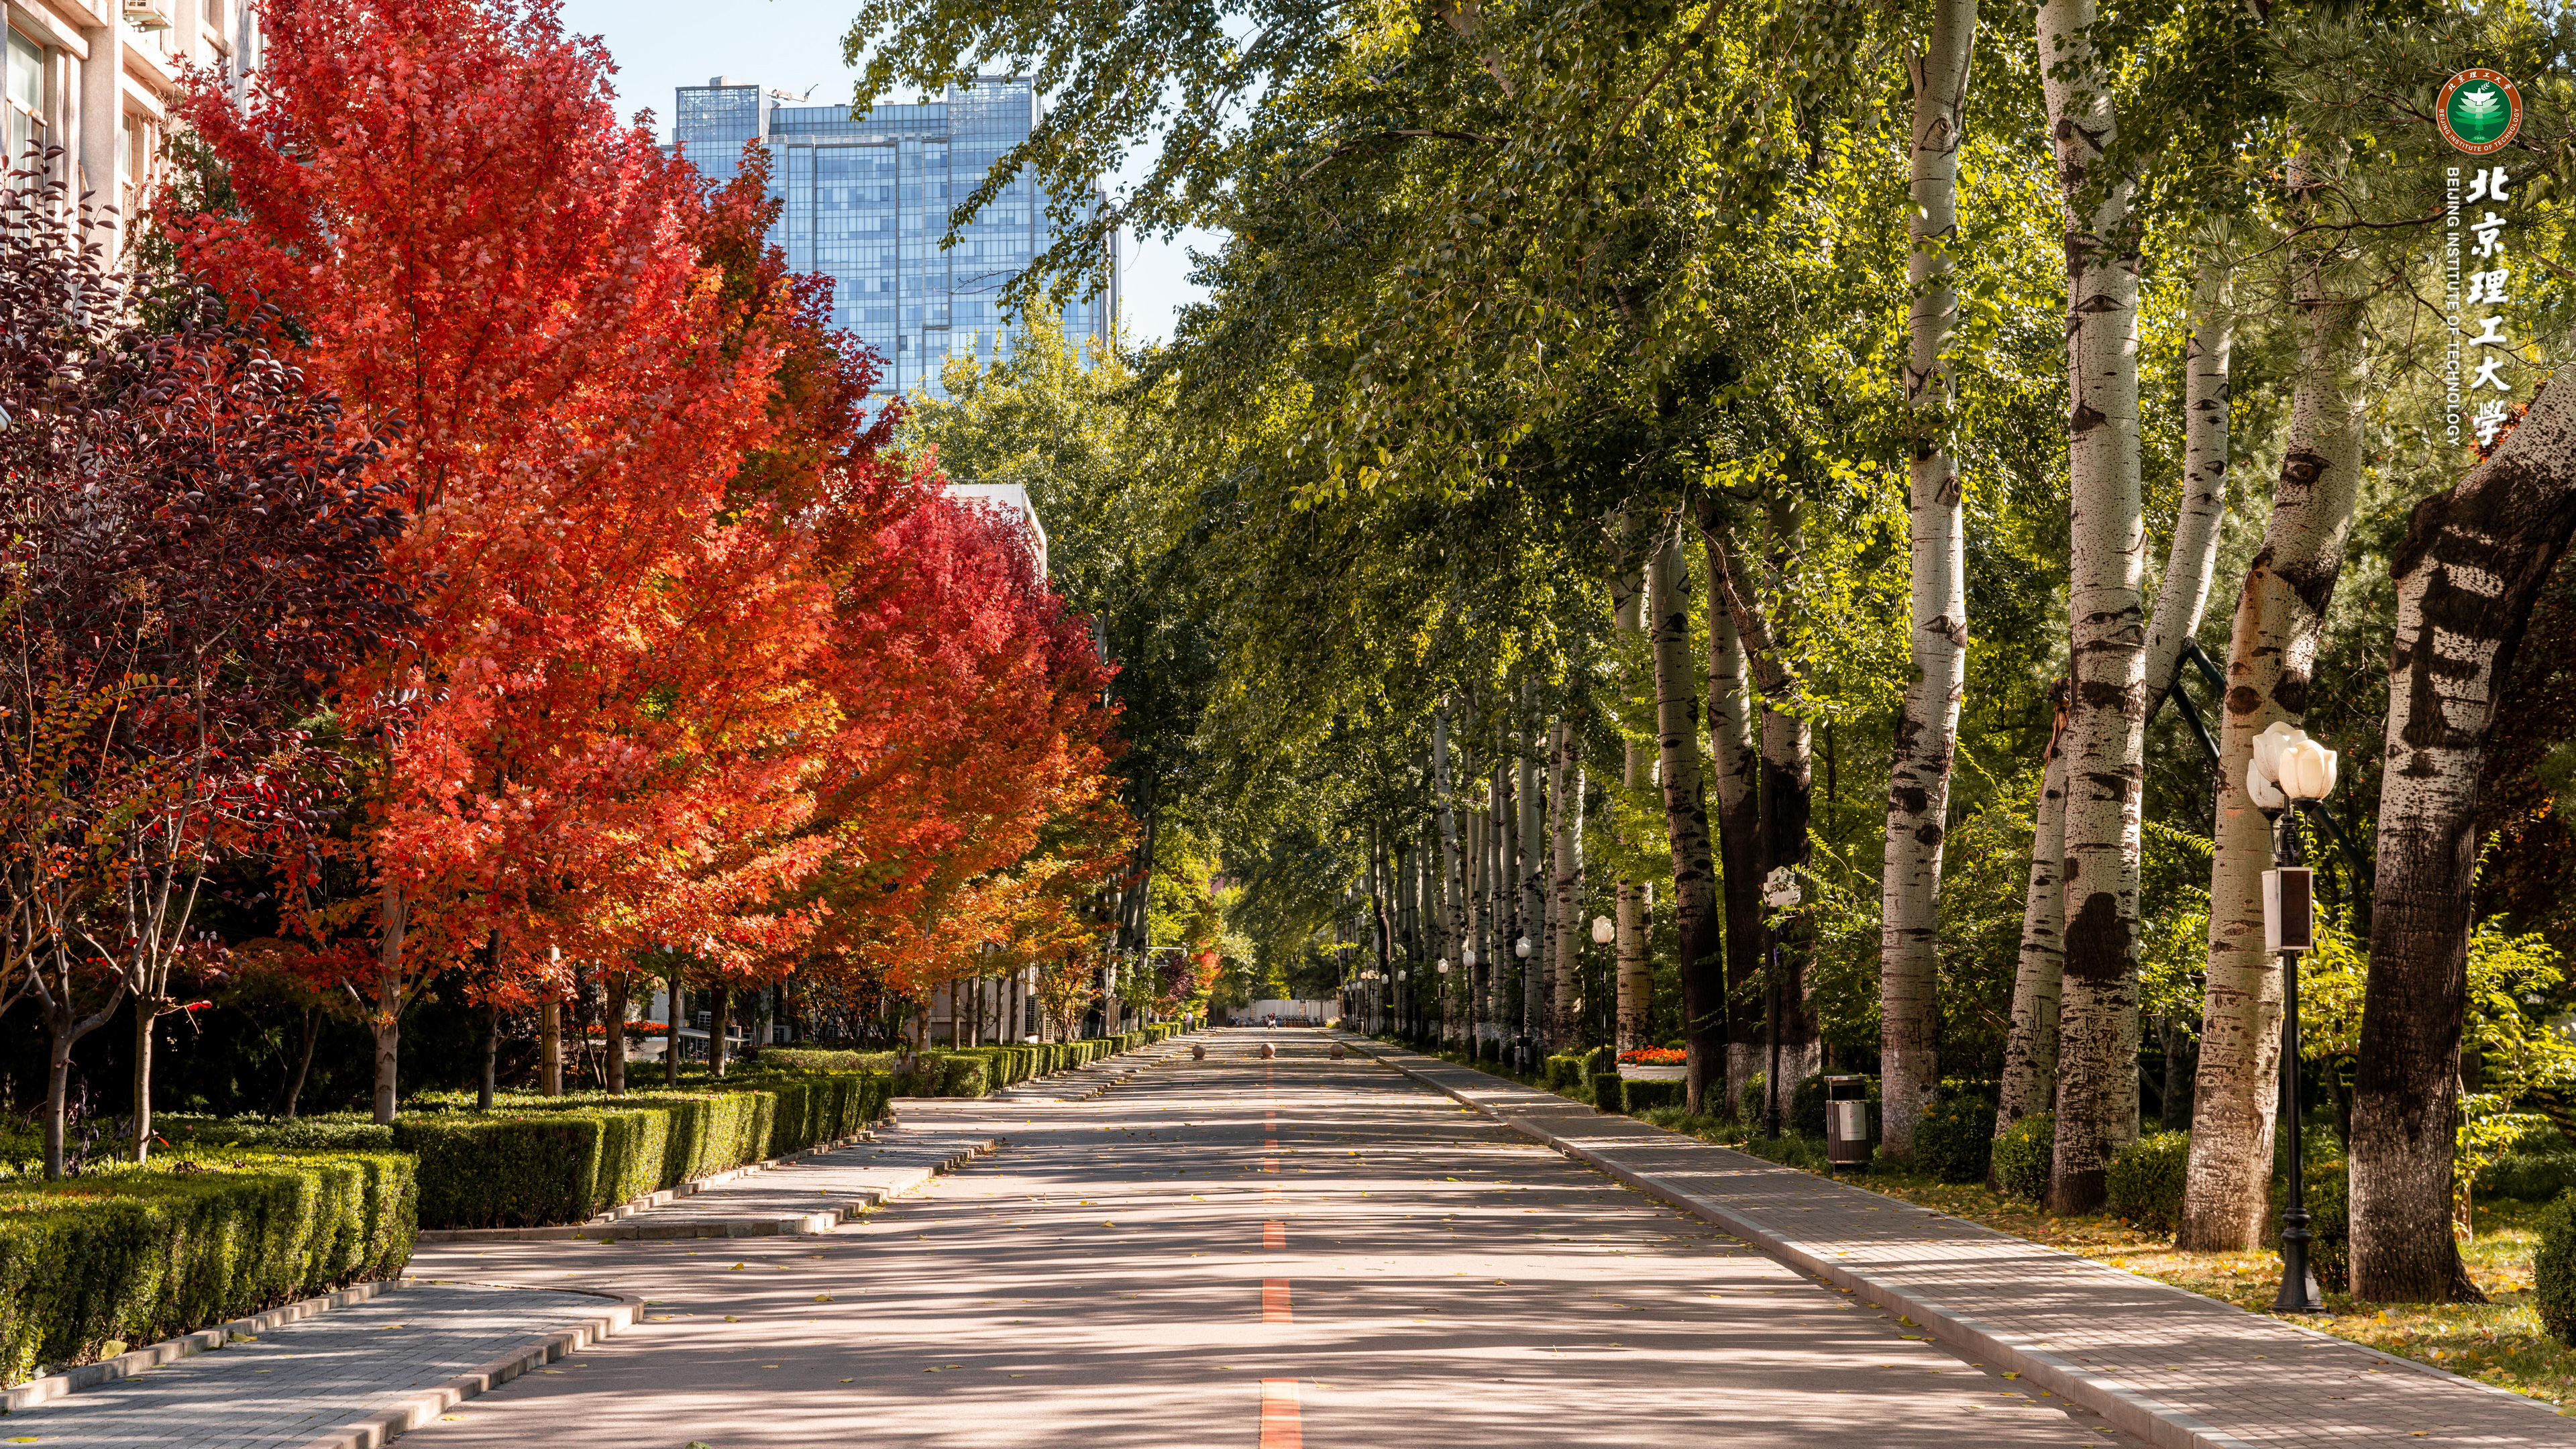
(1824, 1075, 1875, 1167)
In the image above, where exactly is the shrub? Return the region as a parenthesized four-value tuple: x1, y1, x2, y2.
(1541, 1053, 1589, 1096)
(2106, 1131, 2192, 1234)
(1588, 1071, 1623, 1110)
(1992, 1112, 2054, 1203)
(1790, 1075, 1828, 1139)
(2300, 1158, 2351, 1295)
(1622, 1079, 1685, 1114)
(1739, 1072, 1768, 1126)
(0, 1150, 413, 1385)
(1914, 1093, 1998, 1184)
(2536, 1190, 2576, 1347)
(2478, 1151, 2576, 1202)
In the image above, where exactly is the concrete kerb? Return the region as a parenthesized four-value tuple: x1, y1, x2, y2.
(288, 1279, 641, 1449)
(1, 1280, 399, 1413)
(1340, 1036, 2535, 1449)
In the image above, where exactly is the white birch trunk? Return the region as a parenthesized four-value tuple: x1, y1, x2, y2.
(1520, 707, 1547, 1049)
(1552, 721, 1585, 1051)
(1995, 700, 2071, 1145)
(2039, 0, 2146, 1214)
(2180, 217, 2364, 1249)
(1436, 707, 1464, 1047)
(1881, 0, 1978, 1159)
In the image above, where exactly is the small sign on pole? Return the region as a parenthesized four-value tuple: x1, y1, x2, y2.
(2263, 867, 2315, 955)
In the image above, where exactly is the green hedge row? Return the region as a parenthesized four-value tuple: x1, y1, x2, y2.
(156, 1114, 395, 1153)
(0, 1150, 414, 1386)
(397, 1071, 892, 1230)
(892, 1024, 1191, 1098)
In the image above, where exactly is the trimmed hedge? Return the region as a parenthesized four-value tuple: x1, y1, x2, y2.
(156, 1114, 395, 1152)
(1992, 1112, 2054, 1203)
(2106, 1131, 2192, 1234)
(1790, 1074, 1829, 1139)
(754, 1048, 898, 1073)
(1588, 1070, 1623, 1109)
(1621, 1078, 1685, 1114)
(398, 1070, 894, 1229)
(0, 1150, 414, 1386)
(1541, 1053, 1587, 1095)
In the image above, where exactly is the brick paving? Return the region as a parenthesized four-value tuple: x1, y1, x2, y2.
(1353, 1038, 2576, 1449)
(0, 1283, 607, 1448)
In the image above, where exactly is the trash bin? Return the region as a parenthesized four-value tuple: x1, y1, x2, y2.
(1824, 1075, 1874, 1167)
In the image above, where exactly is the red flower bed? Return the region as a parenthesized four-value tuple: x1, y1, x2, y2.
(1617, 1046, 1685, 1065)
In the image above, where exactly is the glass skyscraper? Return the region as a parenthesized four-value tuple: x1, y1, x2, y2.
(673, 76, 1118, 400)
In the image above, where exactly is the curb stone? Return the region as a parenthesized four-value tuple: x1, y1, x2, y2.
(1, 1281, 398, 1413)
(290, 1279, 640, 1449)
(1342, 1035, 2576, 1449)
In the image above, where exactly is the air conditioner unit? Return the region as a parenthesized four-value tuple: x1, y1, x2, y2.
(123, 0, 174, 30)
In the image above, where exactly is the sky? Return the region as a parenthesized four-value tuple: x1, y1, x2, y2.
(555, 0, 1216, 347)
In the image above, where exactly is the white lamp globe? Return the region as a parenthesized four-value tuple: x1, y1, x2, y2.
(1461, 947, 1477, 967)
(2280, 737, 2339, 800)
(1437, 959, 1450, 974)
(2245, 759, 2288, 811)
(1515, 936, 1533, 959)
(1591, 916, 1615, 945)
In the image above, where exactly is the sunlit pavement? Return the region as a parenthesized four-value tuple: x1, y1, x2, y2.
(398, 1030, 2131, 1447)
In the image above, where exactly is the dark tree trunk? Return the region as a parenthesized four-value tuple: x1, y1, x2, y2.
(284, 1006, 318, 1120)
(1648, 531, 1723, 1114)
(2353, 372, 2576, 1302)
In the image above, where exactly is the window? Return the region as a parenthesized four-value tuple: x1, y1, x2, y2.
(6, 32, 43, 172)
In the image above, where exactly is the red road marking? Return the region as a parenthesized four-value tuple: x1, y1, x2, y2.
(1260, 1379, 1302, 1448)
(1264, 1220, 1287, 1248)
(1263, 1158, 1279, 1173)
(1265, 1138, 1279, 1150)
(1263, 1279, 1293, 1324)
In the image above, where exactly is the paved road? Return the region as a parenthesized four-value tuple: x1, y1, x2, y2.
(399, 1031, 2136, 1447)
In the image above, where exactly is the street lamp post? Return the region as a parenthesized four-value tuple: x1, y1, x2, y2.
(1761, 869, 1803, 1140)
(1436, 959, 1452, 1050)
(1513, 936, 1534, 1073)
(2249, 721, 2337, 1315)
(1461, 947, 1479, 1059)
(1589, 916, 1615, 1057)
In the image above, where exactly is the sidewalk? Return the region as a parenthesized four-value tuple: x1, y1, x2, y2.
(1347, 1036, 2576, 1449)
(0, 1280, 630, 1449)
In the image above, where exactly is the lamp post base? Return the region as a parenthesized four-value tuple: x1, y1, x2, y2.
(2273, 1212, 2327, 1314)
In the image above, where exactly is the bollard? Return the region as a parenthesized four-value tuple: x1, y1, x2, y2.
(1192, 1044, 1207, 1061)
(1260, 1042, 1277, 1060)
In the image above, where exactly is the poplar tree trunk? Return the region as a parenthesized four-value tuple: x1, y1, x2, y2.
(1995, 684, 2071, 1152)
(712, 985, 734, 1077)
(285, 1006, 318, 1120)
(1436, 707, 1464, 1048)
(2039, 0, 2147, 1214)
(1648, 530, 1721, 1098)
(1551, 719, 1584, 1050)
(1707, 538, 1764, 1112)
(2182, 233, 2360, 1250)
(1882, 0, 1978, 1158)
(2353, 371, 2576, 1301)
(1519, 712, 1546, 1052)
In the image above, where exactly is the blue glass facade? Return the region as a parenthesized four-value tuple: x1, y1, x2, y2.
(673, 76, 1117, 399)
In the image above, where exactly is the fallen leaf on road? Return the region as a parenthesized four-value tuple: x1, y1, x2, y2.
(839, 1378, 855, 1384)
(724, 1317, 740, 1323)
(814, 1295, 833, 1302)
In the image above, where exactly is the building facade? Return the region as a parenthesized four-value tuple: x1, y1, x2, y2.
(672, 75, 1117, 400)
(7, 0, 254, 244)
